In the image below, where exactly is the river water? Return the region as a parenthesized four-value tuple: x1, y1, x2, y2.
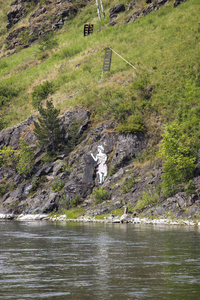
(0, 221, 200, 300)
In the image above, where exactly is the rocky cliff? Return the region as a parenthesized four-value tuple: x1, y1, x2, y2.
(4, 0, 91, 56)
(1, 108, 200, 221)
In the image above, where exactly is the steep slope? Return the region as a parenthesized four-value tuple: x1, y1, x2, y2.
(0, 0, 200, 221)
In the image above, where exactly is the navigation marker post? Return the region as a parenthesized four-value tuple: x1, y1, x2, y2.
(101, 47, 137, 81)
(84, 24, 94, 36)
(95, 0, 105, 20)
(101, 47, 112, 81)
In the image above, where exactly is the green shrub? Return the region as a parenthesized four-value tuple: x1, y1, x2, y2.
(0, 83, 20, 107)
(159, 123, 197, 196)
(0, 61, 8, 69)
(16, 138, 34, 175)
(38, 32, 58, 51)
(65, 118, 81, 153)
(31, 81, 55, 108)
(0, 146, 18, 167)
(136, 187, 159, 210)
(30, 177, 40, 193)
(108, 166, 115, 176)
(122, 175, 135, 194)
(41, 152, 56, 164)
(185, 180, 196, 197)
(0, 184, 7, 197)
(0, 116, 6, 130)
(93, 187, 111, 204)
(60, 45, 82, 59)
(37, 52, 49, 61)
(18, 28, 29, 44)
(39, 0, 49, 4)
(51, 177, 64, 192)
(116, 115, 145, 134)
(61, 163, 73, 174)
(63, 208, 85, 219)
(70, 194, 81, 208)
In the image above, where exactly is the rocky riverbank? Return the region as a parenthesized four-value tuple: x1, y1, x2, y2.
(0, 212, 200, 227)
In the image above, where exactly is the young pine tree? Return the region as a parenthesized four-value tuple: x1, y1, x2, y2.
(33, 100, 63, 153)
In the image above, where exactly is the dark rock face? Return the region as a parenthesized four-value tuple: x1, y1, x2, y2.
(109, 4, 125, 26)
(126, 0, 168, 24)
(174, 0, 188, 7)
(109, 4, 125, 16)
(4, 0, 86, 52)
(110, 133, 145, 170)
(7, 0, 40, 29)
(0, 114, 36, 150)
(7, 4, 26, 29)
(0, 108, 148, 215)
(1, 109, 200, 219)
(126, 0, 140, 10)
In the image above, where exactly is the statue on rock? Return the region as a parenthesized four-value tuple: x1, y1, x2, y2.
(91, 145, 107, 184)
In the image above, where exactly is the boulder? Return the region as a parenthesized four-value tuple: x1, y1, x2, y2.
(109, 4, 125, 17)
(120, 213, 131, 223)
(109, 14, 118, 26)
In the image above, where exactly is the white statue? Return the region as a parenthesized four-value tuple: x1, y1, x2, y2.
(91, 145, 107, 184)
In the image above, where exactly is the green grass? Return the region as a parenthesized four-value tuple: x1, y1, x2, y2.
(63, 208, 86, 219)
(94, 209, 124, 220)
(135, 187, 159, 210)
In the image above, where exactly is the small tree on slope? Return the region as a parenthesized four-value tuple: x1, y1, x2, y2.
(33, 100, 63, 153)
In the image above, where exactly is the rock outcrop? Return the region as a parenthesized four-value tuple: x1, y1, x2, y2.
(1, 108, 200, 221)
(126, 0, 140, 10)
(126, 0, 169, 24)
(4, 0, 190, 54)
(6, 0, 40, 29)
(0, 109, 147, 216)
(109, 4, 125, 26)
(109, 0, 188, 27)
(174, 0, 189, 8)
(4, 0, 90, 53)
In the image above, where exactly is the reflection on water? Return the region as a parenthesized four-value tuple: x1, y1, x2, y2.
(0, 221, 200, 299)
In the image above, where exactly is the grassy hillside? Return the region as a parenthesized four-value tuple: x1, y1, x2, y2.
(0, 0, 200, 159)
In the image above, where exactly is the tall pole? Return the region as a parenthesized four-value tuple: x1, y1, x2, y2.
(95, 0, 101, 20)
(99, 0, 105, 18)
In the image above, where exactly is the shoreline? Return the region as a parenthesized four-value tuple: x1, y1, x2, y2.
(0, 213, 200, 227)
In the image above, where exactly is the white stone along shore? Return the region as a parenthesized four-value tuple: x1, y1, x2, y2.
(0, 213, 200, 227)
